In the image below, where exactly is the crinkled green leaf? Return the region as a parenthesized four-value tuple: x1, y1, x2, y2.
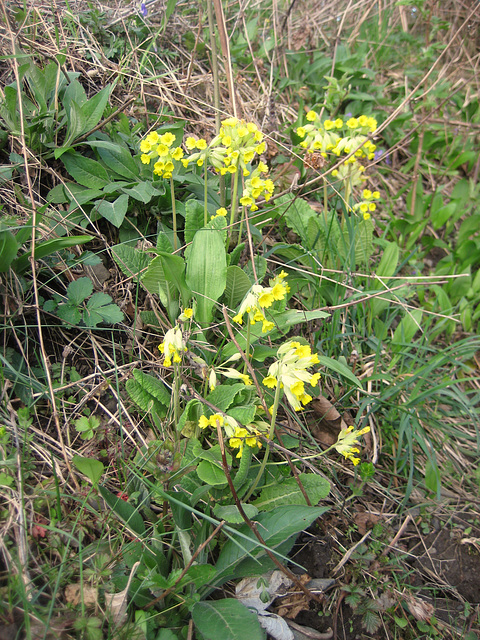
(253, 473, 330, 511)
(111, 244, 151, 282)
(192, 600, 264, 640)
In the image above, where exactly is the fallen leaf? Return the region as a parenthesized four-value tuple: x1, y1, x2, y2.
(308, 397, 351, 446)
(105, 561, 140, 627)
(354, 511, 381, 535)
(403, 591, 435, 621)
(64, 583, 98, 608)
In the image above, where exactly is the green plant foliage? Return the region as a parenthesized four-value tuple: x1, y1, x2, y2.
(192, 599, 264, 640)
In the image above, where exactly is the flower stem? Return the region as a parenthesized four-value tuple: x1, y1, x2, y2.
(170, 175, 177, 251)
(204, 167, 208, 226)
(173, 362, 180, 440)
(243, 381, 282, 501)
(228, 169, 240, 246)
(243, 321, 251, 375)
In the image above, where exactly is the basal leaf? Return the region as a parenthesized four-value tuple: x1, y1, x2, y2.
(213, 503, 259, 524)
(127, 369, 171, 413)
(111, 244, 151, 282)
(196, 460, 228, 487)
(224, 265, 252, 309)
(62, 152, 109, 189)
(67, 276, 93, 305)
(95, 194, 129, 228)
(253, 474, 330, 511)
(185, 225, 227, 326)
(317, 355, 362, 388)
(81, 85, 111, 133)
(72, 455, 104, 486)
(184, 199, 206, 244)
(192, 600, 263, 640)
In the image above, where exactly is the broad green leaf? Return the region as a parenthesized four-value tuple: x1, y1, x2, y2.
(228, 404, 257, 425)
(197, 444, 232, 465)
(213, 503, 259, 524)
(81, 85, 111, 133)
(184, 199, 206, 244)
(182, 564, 217, 589)
(121, 181, 164, 203)
(192, 600, 263, 640)
(424, 459, 441, 497)
(62, 152, 109, 189)
(98, 485, 145, 536)
(275, 194, 317, 239)
(111, 244, 151, 282)
(197, 460, 228, 487)
(72, 455, 104, 486)
(84, 293, 124, 326)
(392, 308, 423, 349)
(126, 369, 171, 414)
(156, 251, 191, 306)
(0, 229, 18, 272)
(317, 355, 362, 388)
(206, 383, 246, 412)
(353, 218, 374, 265)
(12, 235, 92, 275)
(185, 225, 227, 326)
(253, 474, 330, 511)
(67, 276, 93, 305)
(213, 505, 326, 587)
(57, 304, 82, 326)
(141, 254, 180, 320)
(224, 265, 252, 309)
(95, 194, 129, 228)
(92, 139, 138, 180)
(64, 99, 87, 148)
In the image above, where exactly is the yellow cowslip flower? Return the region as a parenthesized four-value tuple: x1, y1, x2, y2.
(323, 119, 335, 130)
(263, 340, 320, 411)
(306, 110, 317, 121)
(141, 154, 151, 164)
(199, 415, 210, 429)
(335, 118, 343, 128)
(178, 307, 193, 322)
(334, 425, 370, 465)
(160, 132, 176, 146)
(140, 139, 152, 153)
(346, 117, 359, 129)
(158, 324, 187, 367)
(229, 425, 262, 458)
(363, 212, 371, 221)
(185, 137, 197, 150)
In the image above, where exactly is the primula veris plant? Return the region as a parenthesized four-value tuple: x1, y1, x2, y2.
(233, 271, 290, 333)
(333, 426, 371, 466)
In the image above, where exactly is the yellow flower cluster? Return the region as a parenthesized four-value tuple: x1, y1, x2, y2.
(239, 162, 275, 212)
(140, 131, 184, 179)
(181, 118, 274, 210)
(198, 413, 263, 457)
(158, 324, 187, 367)
(233, 271, 289, 333)
(353, 189, 381, 220)
(296, 110, 378, 187)
(334, 425, 370, 465)
(263, 340, 320, 411)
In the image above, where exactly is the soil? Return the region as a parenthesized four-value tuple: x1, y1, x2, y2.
(276, 515, 480, 640)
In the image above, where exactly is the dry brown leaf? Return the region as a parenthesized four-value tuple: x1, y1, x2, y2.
(275, 574, 312, 619)
(403, 591, 435, 621)
(64, 583, 98, 608)
(308, 397, 351, 446)
(105, 561, 140, 627)
(354, 511, 381, 535)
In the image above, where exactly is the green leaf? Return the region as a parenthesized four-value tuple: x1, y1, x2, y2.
(91, 139, 139, 180)
(192, 600, 264, 640)
(213, 505, 326, 587)
(184, 199, 207, 244)
(111, 244, 151, 282)
(81, 85, 111, 132)
(85, 292, 124, 326)
(206, 383, 246, 412)
(424, 459, 441, 496)
(57, 303, 82, 325)
(317, 355, 362, 388)
(67, 276, 93, 305)
(185, 225, 227, 326)
(253, 474, 330, 511)
(224, 265, 252, 309)
(275, 194, 317, 239)
(98, 485, 145, 536)
(122, 181, 164, 203)
(95, 194, 129, 228)
(213, 504, 259, 524)
(197, 460, 228, 487)
(0, 229, 18, 272)
(126, 369, 171, 416)
(392, 308, 423, 349)
(156, 251, 191, 306)
(12, 235, 92, 275)
(141, 255, 180, 321)
(63, 99, 86, 148)
(62, 152, 109, 189)
(72, 455, 104, 486)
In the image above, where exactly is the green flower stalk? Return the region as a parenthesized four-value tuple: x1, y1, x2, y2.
(140, 130, 185, 250)
(245, 340, 321, 500)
